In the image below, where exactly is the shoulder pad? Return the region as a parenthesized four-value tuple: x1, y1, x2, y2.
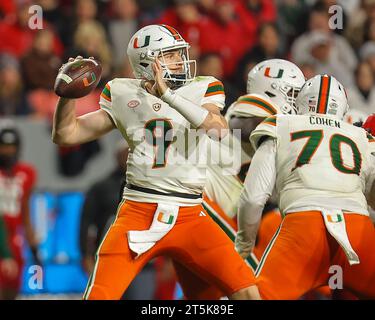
(250, 115, 277, 151)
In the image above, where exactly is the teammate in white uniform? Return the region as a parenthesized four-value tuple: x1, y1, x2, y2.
(236, 74, 375, 299)
(202, 60, 305, 270)
(52, 24, 260, 300)
(204, 60, 305, 215)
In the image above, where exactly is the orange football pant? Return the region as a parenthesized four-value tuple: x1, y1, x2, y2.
(83, 200, 255, 300)
(256, 211, 375, 300)
(172, 196, 240, 300)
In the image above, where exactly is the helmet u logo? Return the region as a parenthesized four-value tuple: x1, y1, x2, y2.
(264, 67, 284, 78)
(133, 36, 151, 48)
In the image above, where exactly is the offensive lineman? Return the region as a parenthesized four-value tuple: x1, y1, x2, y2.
(236, 74, 375, 299)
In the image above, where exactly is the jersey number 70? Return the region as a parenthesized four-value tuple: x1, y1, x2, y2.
(290, 130, 362, 175)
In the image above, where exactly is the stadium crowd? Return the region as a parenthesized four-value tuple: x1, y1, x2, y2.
(1, 0, 375, 118)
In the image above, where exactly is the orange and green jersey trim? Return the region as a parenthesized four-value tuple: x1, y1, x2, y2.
(101, 83, 111, 102)
(204, 81, 224, 97)
(317, 75, 331, 114)
(236, 95, 278, 115)
(262, 115, 277, 126)
(367, 133, 375, 143)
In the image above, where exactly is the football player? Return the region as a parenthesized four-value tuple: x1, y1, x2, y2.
(176, 59, 305, 300)
(52, 24, 260, 300)
(236, 74, 375, 299)
(204, 59, 305, 259)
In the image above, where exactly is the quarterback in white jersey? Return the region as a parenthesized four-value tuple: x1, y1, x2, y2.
(52, 24, 260, 300)
(100, 75, 225, 206)
(236, 74, 375, 299)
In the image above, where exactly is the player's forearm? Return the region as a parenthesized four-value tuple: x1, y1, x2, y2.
(235, 139, 277, 257)
(52, 97, 78, 145)
(200, 112, 229, 139)
(161, 88, 228, 139)
(235, 193, 264, 257)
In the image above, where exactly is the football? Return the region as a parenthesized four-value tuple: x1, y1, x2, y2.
(54, 58, 102, 99)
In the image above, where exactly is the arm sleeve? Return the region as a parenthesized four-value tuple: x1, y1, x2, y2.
(236, 138, 277, 253)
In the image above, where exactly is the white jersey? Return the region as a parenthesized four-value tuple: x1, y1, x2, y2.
(250, 114, 375, 215)
(225, 93, 281, 169)
(203, 93, 280, 217)
(100, 76, 225, 205)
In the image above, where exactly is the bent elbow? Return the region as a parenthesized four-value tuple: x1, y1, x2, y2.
(51, 132, 73, 146)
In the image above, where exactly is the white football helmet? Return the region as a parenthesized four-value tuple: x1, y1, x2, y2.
(247, 59, 305, 114)
(127, 24, 196, 88)
(296, 74, 349, 120)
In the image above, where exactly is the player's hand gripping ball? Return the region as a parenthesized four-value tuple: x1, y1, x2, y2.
(54, 56, 102, 98)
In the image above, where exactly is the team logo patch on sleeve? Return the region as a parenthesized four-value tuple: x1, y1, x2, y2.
(128, 99, 140, 108)
(153, 103, 161, 112)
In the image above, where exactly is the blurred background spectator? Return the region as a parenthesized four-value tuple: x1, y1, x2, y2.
(68, 20, 112, 82)
(236, 22, 284, 76)
(0, 54, 32, 116)
(108, 0, 139, 69)
(21, 29, 61, 91)
(347, 61, 375, 114)
(360, 41, 375, 74)
(291, 4, 357, 87)
(345, 0, 375, 50)
(0, 124, 39, 300)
